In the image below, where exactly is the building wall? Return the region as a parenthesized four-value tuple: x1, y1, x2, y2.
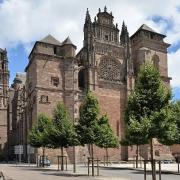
(0, 49, 9, 159)
(7, 9, 175, 163)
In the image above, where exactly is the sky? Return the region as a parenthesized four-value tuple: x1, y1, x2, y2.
(0, 0, 179, 100)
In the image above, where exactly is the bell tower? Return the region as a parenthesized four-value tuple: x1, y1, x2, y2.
(130, 24, 171, 86)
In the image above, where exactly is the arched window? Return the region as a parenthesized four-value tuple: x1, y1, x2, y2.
(152, 54, 160, 70)
(78, 69, 85, 90)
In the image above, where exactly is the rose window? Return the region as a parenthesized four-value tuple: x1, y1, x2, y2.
(98, 58, 121, 82)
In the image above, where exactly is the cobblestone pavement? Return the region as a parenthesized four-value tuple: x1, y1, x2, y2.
(0, 163, 180, 180)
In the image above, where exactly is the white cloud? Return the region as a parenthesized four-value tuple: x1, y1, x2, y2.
(0, 0, 179, 48)
(0, 0, 179, 86)
(168, 49, 180, 87)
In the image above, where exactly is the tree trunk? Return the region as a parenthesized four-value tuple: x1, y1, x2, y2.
(106, 148, 108, 166)
(61, 147, 64, 171)
(136, 145, 139, 168)
(42, 147, 45, 167)
(150, 139, 156, 180)
(91, 144, 94, 176)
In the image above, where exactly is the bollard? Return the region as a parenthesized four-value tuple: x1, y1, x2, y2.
(140, 157, 142, 168)
(88, 158, 90, 176)
(178, 157, 180, 174)
(144, 160, 146, 180)
(65, 156, 67, 171)
(103, 156, 105, 166)
(92, 157, 94, 176)
(97, 158, 99, 176)
(159, 161, 161, 180)
(154, 159, 156, 180)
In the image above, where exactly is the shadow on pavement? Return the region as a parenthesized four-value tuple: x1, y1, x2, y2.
(41, 172, 88, 177)
(100, 166, 180, 176)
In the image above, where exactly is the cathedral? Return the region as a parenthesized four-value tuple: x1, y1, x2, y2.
(0, 7, 178, 162)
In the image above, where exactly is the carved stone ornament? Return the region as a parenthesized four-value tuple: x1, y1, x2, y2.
(98, 56, 121, 82)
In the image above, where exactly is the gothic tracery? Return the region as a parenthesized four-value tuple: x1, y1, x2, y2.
(98, 57, 121, 83)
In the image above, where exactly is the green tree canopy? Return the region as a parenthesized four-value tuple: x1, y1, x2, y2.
(96, 114, 119, 149)
(174, 101, 180, 144)
(28, 113, 52, 148)
(124, 63, 175, 143)
(76, 91, 99, 145)
(166, 101, 180, 145)
(123, 62, 177, 180)
(48, 102, 79, 149)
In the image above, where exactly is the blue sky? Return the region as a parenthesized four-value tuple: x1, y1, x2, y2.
(0, 0, 179, 100)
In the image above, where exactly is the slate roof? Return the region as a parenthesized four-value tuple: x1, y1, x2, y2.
(131, 24, 166, 38)
(39, 34, 61, 46)
(62, 36, 76, 48)
(62, 37, 73, 45)
(138, 24, 157, 33)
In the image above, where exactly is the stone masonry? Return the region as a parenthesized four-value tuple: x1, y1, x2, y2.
(5, 6, 180, 163)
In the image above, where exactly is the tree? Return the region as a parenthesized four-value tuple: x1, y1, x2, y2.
(28, 113, 52, 167)
(76, 91, 99, 176)
(170, 101, 180, 144)
(169, 101, 180, 170)
(48, 102, 78, 170)
(121, 115, 149, 168)
(123, 63, 176, 180)
(96, 114, 119, 165)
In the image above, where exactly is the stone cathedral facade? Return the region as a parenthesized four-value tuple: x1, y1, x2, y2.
(1, 7, 178, 162)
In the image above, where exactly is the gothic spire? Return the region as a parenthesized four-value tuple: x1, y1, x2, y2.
(104, 6, 107, 12)
(85, 8, 91, 23)
(120, 21, 129, 46)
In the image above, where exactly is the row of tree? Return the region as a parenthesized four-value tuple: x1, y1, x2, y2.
(122, 63, 180, 180)
(29, 62, 180, 179)
(28, 92, 119, 169)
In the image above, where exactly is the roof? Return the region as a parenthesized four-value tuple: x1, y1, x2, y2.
(39, 34, 61, 46)
(62, 36, 76, 48)
(62, 37, 73, 45)
(131, 24, 166, 38)
(0, 48, 5, 53)
(139, 24, 157, 33)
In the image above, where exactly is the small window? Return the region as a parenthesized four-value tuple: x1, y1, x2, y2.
(54, 46, 57, 54)
(40, 95, 49, 103)
(105, 35, 109, 41)
(150, 34, 154, 39)
(51, 77, 59, 87)
(78, 70, 85, 90)
(155, 150, 160, 156)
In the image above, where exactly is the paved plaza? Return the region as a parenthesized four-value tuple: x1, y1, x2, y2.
(1, 163, 180, 180)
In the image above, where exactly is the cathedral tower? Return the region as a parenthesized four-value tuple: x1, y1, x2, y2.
(77, 7, 130, 160)
(130, 24, 171, 86)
